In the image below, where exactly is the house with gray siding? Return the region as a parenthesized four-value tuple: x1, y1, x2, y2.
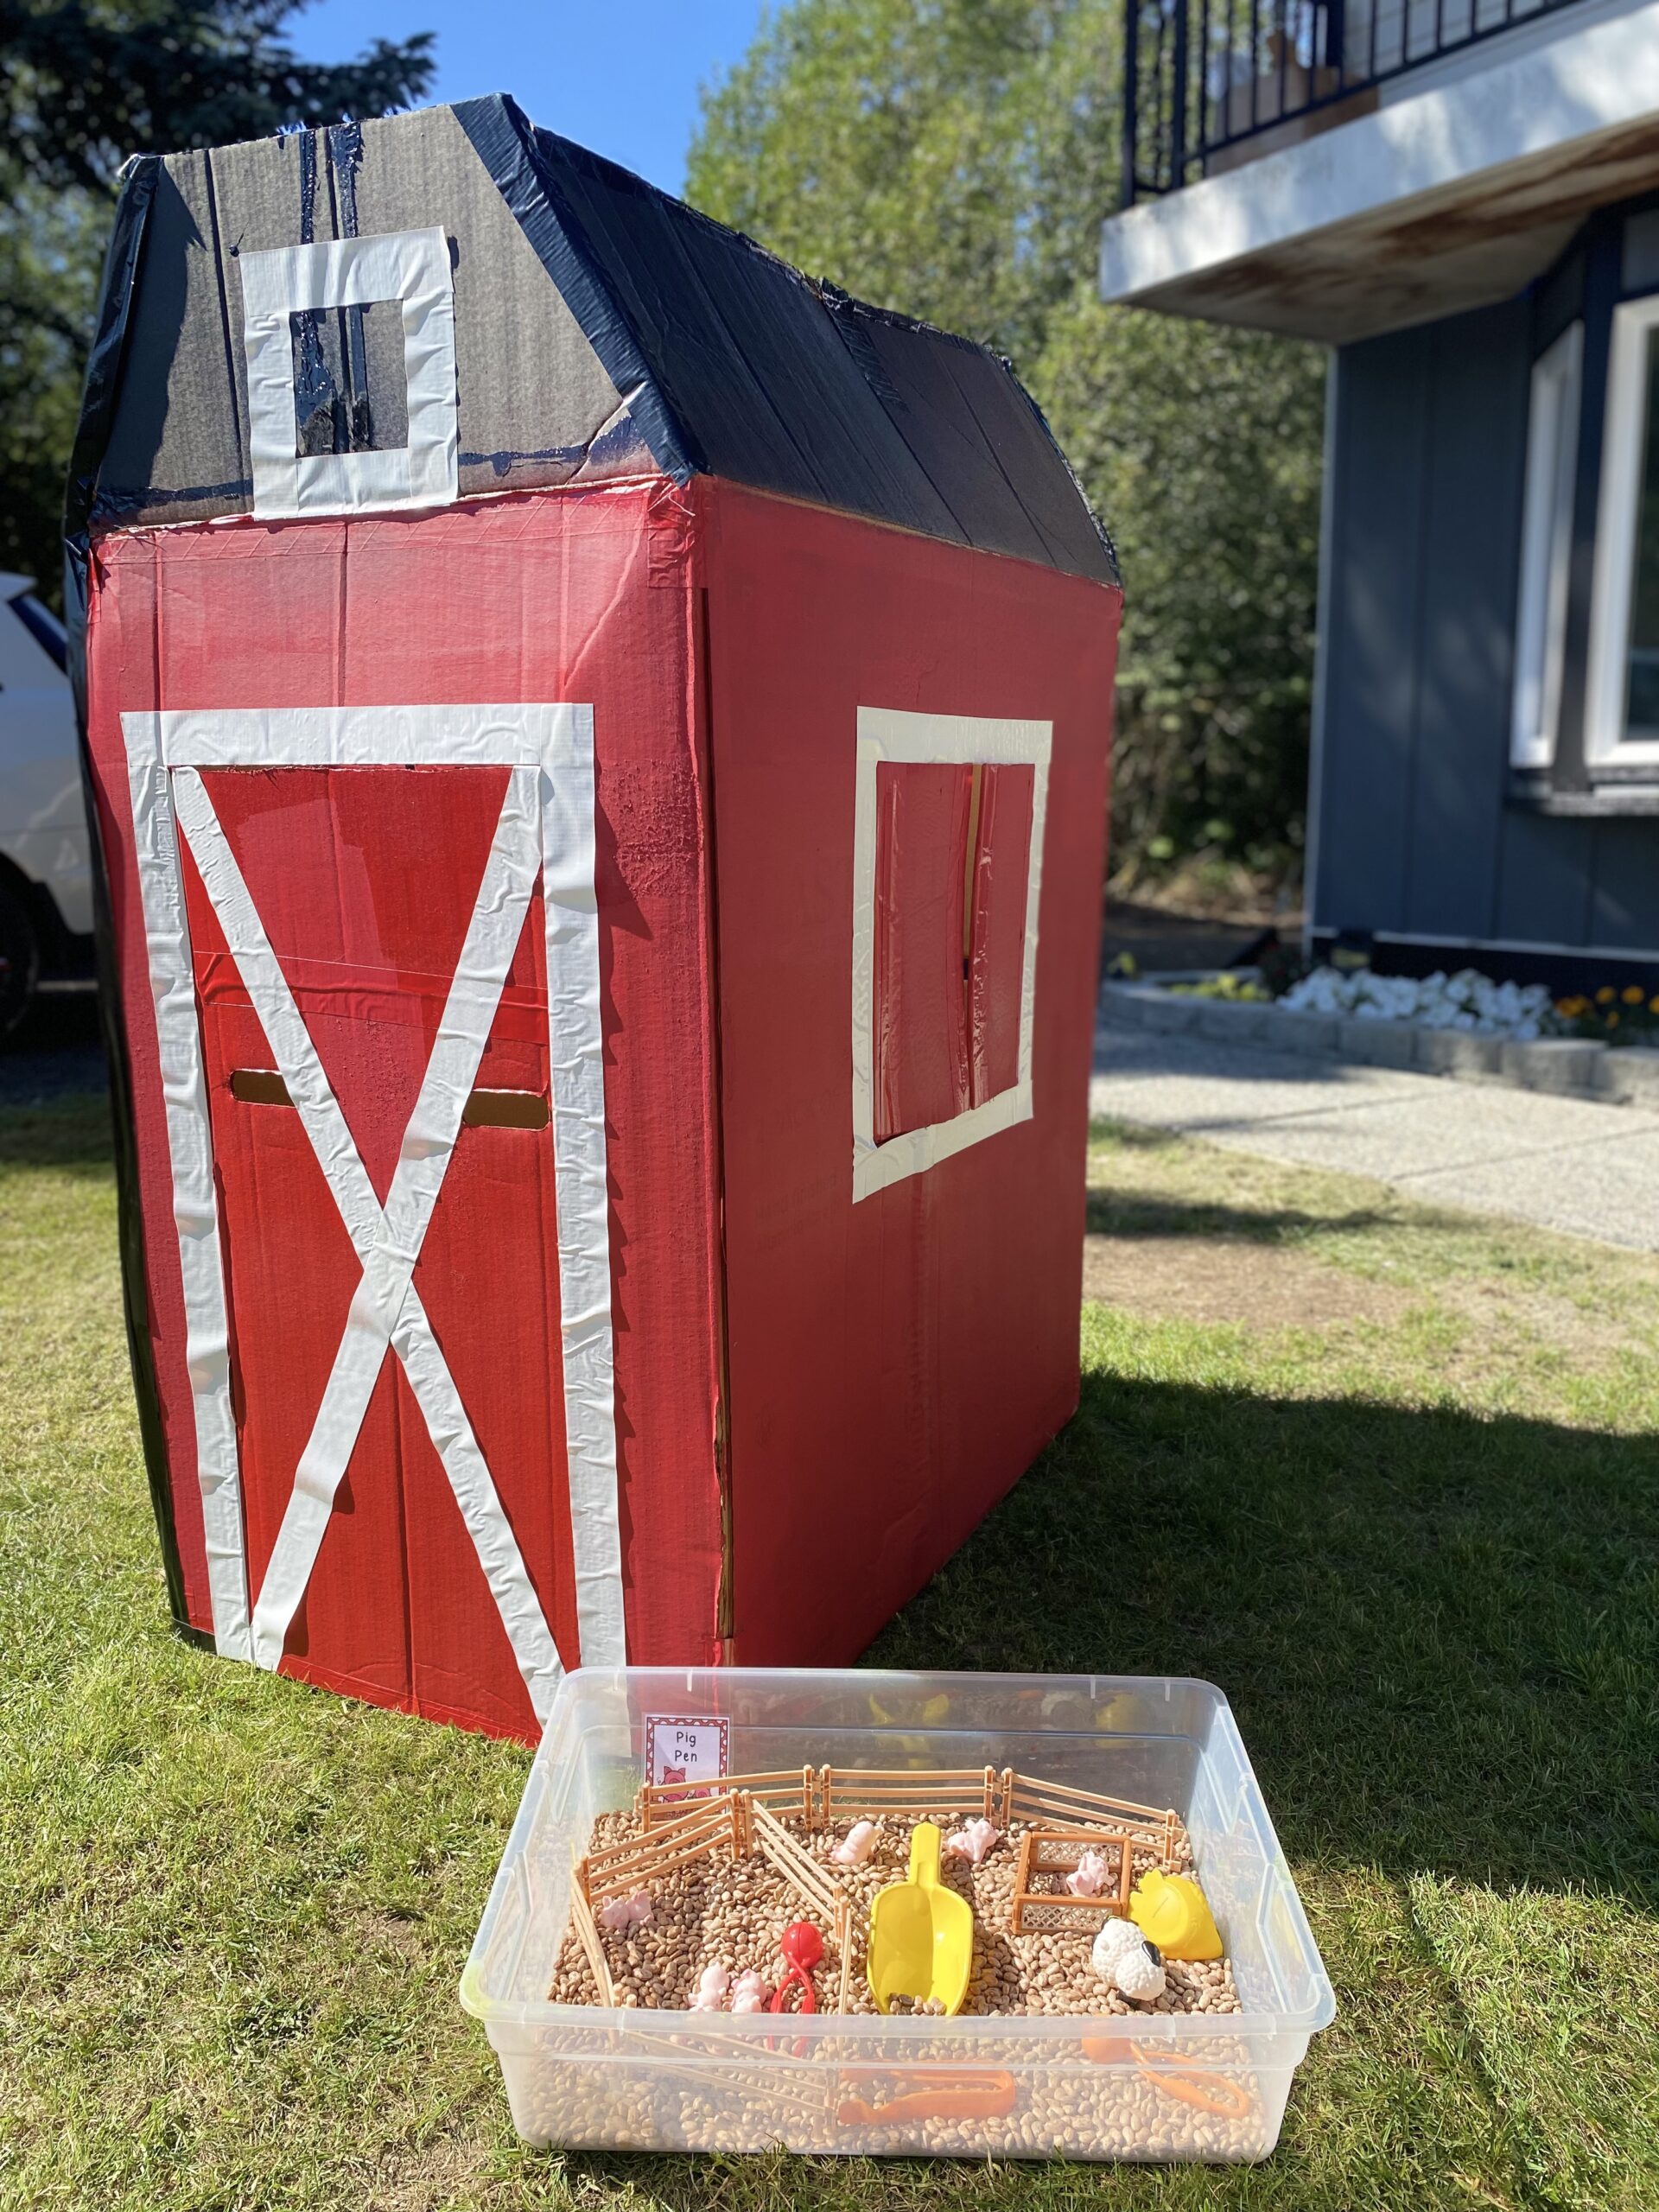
(1101, 0, 1659, 990)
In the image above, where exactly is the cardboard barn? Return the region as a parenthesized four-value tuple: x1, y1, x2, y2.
(69, 99, 1123, 1739)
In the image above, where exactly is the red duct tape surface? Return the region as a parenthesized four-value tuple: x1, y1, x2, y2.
(83, 484, 726, 1733)
(81, 471, 1118, 1729)
(967, 765, 1035, 1108)
(873, 761, 973, 1142)
(703, 480, 1120, 1665)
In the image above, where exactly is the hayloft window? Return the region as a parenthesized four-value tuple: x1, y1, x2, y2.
(288, 301, 409, 458)
(238, 226, 458, 519)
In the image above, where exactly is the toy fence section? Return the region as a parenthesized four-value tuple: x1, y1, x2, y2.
(638, 1765, 1009, 1831)
(1005, 1776, 1182, 1871)
(575, 1790, 855, 2012)
(639, 1768, 1182, 1868)
(1010, 1830, 1135, 1936)
(566, 1878, 615, 2007)
(817, 1767, 1013, 1830)
(639, 1768, 823, 1829)
(583, 1792, 747, 1904)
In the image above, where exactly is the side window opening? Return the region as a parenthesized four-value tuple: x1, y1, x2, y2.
(1511, 321, 1581, 772)
(1587, 290, 1659, 768)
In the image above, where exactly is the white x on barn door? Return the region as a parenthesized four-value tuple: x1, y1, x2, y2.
(120, 706, 625, 1721)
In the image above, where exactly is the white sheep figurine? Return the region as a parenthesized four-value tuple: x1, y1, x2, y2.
(1091, 1917, 1166, 2003)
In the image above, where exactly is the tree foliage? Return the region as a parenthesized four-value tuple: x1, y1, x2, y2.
(1, 0, 434, 194)
(0, 181, 99, 590)
(687, 0, 1325, 883)
(0, 0, 434, 599)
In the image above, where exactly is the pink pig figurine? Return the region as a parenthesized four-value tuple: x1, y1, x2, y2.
(598, 1889, 653, 1930)
(689, 1963, 730, 2012)
(729, 1968, 772, 2013)
(943, 1817, 1000, 1866)
(831, 1821, 878, 1866)
(1066, 1851, 1110, 1899)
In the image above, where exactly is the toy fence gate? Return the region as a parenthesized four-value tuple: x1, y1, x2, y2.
(69, 99, 1122, 1739)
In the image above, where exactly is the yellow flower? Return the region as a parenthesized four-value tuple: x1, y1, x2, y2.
(1649, 996, 1659, 1015)
(1596, 986, 1618, 1003)
(1608, 1010, 1621, 1027)
(1624, 984, 1645, 1004)
(1557, 995, 1588, 1017)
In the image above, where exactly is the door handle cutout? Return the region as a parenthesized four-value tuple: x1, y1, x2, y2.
(230, 1069, 290, 1105)
(461, 1089, 550, 1129)
(230, 1070, 549, 1130)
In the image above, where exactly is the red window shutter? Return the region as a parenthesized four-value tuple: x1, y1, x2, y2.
(871, 759, 1033, 1145)
(967, 764, 1034, 1107)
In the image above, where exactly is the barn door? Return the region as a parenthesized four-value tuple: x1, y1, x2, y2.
(121, 706, 624, 1732)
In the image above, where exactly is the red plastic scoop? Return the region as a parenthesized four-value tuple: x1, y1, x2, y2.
(768, 1920, 823, 2014)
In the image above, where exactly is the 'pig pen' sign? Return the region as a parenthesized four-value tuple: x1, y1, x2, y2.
(645, 1715, 730, 1792)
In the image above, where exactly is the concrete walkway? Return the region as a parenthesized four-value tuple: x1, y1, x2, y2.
(1091, 1026, 1659, 1252)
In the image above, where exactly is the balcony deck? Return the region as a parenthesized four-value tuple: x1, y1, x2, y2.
(1102, 0, 1659, 340)
(1124, 0, 1586, 201)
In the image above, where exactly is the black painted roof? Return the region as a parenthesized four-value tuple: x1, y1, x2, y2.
(73, 94, 1116, 588)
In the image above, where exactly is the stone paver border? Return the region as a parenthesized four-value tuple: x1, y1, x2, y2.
(1099, 980, 1659, 1109)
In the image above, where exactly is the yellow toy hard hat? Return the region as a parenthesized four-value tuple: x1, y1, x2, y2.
(1128, 1869, 1223, 1961)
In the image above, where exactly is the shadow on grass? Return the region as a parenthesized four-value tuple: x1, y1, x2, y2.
(551, 1368, 1655, 2206)
(0, 1090, 116, 1176)
(872, 1365, 1659, 1905)
(1084, 1185, 1394, 1245)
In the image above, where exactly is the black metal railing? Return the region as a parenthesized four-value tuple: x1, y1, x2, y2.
(1122, 0, 1585, 201)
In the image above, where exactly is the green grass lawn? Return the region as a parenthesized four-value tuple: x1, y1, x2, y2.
(1, 1094, 1656, 2211)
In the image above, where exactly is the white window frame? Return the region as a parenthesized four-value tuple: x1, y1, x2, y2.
(1586, 292, 1659, 768)
(849, 706, 1050, 1203)
(238, 227, 459, 520)
(1510, 320, 1581, 770)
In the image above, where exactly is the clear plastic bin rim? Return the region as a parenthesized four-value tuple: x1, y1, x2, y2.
(463, 1989, 1323, 2059)
(461, 1977, 1332, 2043)
(511, 1663, 1250, 1729)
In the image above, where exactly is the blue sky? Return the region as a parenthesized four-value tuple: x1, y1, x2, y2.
(290, 0, 770, 192)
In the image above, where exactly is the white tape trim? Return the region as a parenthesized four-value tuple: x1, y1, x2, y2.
(239, 226, 458, 519)
(174, 765, 566, 1717)
(121, 716, 251, 1659)
(850, 706, 1052, 1203)
(124, 704, 626, 1687)
(160, 704, 573, 771)
(538, 708, 626, 1665)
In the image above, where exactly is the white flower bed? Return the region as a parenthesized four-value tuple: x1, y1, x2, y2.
(1278, 965, 1556, 1039)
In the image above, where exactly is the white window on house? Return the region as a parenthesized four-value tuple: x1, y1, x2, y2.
(1511, 321, 1581, 771)
(1587, 293, 1659, 768)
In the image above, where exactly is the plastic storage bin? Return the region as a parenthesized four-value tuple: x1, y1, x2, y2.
(461, 1669, 1334, 2160)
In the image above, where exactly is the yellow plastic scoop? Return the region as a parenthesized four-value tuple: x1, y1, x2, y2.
(867, 1821, 974, 2016)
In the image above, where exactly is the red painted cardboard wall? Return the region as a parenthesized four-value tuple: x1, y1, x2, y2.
(85, 484, 728, 1734)
(702, 484, 1120, 1665)
(83, 474, 1119, 1736)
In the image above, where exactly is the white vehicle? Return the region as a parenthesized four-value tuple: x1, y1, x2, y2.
(0, 573, 93, 1034)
